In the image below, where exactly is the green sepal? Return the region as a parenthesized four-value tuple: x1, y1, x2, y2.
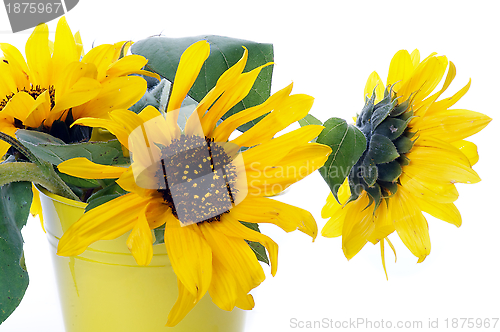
(390, 97, 411, 117)
(377, 160, 402, 182)
(371, 87, 396, 130)
(0, 182, 32, 324)
(393, 136, 415, 154)
(399, 155, 411, 166)
(367, 134, 400, 164)
(317, 117, 367, 203)
(399, 109, 414, 122)
(374, 117, 408, 141)
(379, 181, 398, 197)
(364, 182, 382, 209)
(131, 36, 273, 132)
(356, 92, 375, 129)
(361, 156, 378, 187)
(240, 221, 269, 265)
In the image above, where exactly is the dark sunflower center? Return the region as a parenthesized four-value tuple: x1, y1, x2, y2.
(348, 86, 416, 208)
(156, 135, 238, 225)
(0, 85, 56, 113)
(1, 85, 91, 144)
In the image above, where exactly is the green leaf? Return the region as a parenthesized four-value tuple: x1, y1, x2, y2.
(131, 35, 274, 132)
(240, 221, 269, 265)
(298, 114, 322, 127)
(84, 194, 122, 213)
(317, 117, 367, 202)
(0, 182, 32, 324)
(15, 130, 129, 166)
(87, 182, 126, 203)
(57, 172, 101, 189)
(153, 226, 165, 245)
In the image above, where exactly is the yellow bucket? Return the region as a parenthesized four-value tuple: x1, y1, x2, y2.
(38, 187, 245, 332)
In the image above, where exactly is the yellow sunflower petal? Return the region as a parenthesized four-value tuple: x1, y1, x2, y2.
(242, 125, 324, 168)
(208, 256, 238, 311)
(391, 187, 431, 263)
(25, 23, 51, 87)
(57, 193, 149, 256)
(0, 122, 17, 157)
(212, 83, 293, 142)
(202, 62, 272, 136)
(246, 144, 331, 196)
(364, 71, 384, 103)
(47, 77, 102, 124)
(426, 79, 471, 116)
(73, 76, 146, 119)
(116, 167, 155, 198)
(367, 199, 394, 244)
(51, 17, 78, 85)
(81, 44, 116, 81)
(166, 279, 198, 327)
(53, 62, 98, 103)
(400, 173, 459, 203)
(0, 60, 18, 97)
(410, 49, 420, 68)
(341, 193, 375, 260)
(74, 31, 83, 57)
(219, 213, 279, 275)
(71, 117, 130, 148)
(126, 206, 154, 266)
(406, 137, 481, 184)
(57, 157, 127, 179)
(386, 50, 414, 92)
(230, 196, 318, 240)
(186, 46, 249, 133)
(164, 212, 212, 300)
(380, 239, 388, 280)
(450, 140, 479, 166)
(23, 90, 51, 128)
(199, 221, 265, 294)
(235, 293, 255, 310)
(321, 181, 351, 218)
(106, 54, 148, 78)
(414, 198, 462, 227)
(232, 94, 315, 147)
(399, 55, 448, 102)
(412, 61, 457, 118)
(1, 91, 34, 122)
(415, 108, 491, 142)
(30, 183, 44, 232)
(0, 43, 30, 88)
(167, 41, 210, 114)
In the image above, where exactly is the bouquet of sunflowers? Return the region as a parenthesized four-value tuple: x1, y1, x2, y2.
(0, 16, 490, 330)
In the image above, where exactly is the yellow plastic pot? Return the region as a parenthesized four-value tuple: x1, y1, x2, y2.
(38, 187, 245, 332)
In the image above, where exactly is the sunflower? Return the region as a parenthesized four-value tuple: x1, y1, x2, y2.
(1, 17, 154, 223)
(0, 16, 152, 155)
(321, 49, 491, 278)
(56, 40, 331, 326)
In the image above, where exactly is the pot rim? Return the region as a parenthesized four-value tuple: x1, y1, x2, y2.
(35, 184, 87, 209)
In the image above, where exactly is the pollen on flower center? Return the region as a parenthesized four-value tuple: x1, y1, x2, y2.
(349, 87, 416, 207)
(155, 135, 239, 225)
(0, 85, 56, 114)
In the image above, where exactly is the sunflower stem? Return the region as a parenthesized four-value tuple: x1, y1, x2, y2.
(0, 132, 38, 164)
(0, 162, 80, 201)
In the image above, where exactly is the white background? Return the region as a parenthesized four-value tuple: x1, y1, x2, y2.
(1, 0, 499, 331)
